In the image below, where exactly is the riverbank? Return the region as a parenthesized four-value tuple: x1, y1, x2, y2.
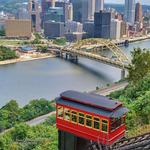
(0, 53, 55, 66)
(129, 35, 150, 43)
(112, 35, 150, 47)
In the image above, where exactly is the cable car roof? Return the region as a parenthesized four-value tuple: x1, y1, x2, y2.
(60, 90, 122, 111)
(56, 97, 128, 118)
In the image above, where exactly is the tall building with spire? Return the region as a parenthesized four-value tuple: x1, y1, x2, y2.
(135, 1, 143, 23)
(125, 0, 135, 25)
(28, 0, 41, 32)
(95, 0, 104, 12)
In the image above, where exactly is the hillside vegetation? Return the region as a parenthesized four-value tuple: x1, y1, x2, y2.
(0, 99, 55, 132)
(0, 119, 58, 150)
(109, 48, 150, 136)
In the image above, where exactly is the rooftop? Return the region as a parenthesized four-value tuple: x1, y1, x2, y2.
(60, 90, 122, 111)
(56, 91, 128, 118)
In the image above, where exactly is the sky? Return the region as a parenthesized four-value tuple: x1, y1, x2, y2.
(105, 0, 150, 5)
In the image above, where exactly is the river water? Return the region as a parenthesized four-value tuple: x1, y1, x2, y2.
(0, 39, 150, 107)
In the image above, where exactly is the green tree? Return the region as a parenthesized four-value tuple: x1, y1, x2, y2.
(0, 99, 55, 132)
(20, 99, 55, 121)
(0, 134, 13, 150)
(133, 91, 150, 124)
(11, 123, 29, 141)
(44, 115, 56, 126)
(0, 46, 18, 61)
(128, 48, 150, 83)
(34, 33, 42, 40)
(2, 100, 19, 112)
(53, 38, 67, 46)
(0, 29, 5, 36)
(0, 110, 9, 132)
(37, 46, 48, 53)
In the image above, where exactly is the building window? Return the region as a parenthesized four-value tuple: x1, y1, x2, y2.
(86, 115, 92, 128)
(93, 117, 100, 130)
(71, 111, 77, 123)
(64, 108, 71, 121)
(78, 112, 85, 125)
(102, 120, 108, 132)
(57, 106, 63, 119)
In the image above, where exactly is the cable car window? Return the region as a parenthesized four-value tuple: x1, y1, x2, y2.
(102, 120, 108, 132)
(111, 118, 116, 131)
(64, 108, 71, 121)
(71, 111, 77, 123)
(121, 116, 125, 124)
(86, 115, 92, 128)
(116, 118, 121, 128)
(57, 106, 63, 119)
(94, 117, 100, 130)
(78, 113, 85, 125)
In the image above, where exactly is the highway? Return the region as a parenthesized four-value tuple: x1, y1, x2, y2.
(93, 81, 128, 96)
(26, 111, 56, 126)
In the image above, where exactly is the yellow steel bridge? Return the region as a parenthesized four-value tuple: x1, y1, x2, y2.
(61, 38, 130, 69)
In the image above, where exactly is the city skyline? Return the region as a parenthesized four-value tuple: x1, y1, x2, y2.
(105, 0, 149, 5)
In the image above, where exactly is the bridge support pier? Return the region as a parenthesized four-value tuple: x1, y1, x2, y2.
(60, 52, 64, 58)
(65, 53, 69, 60)
(121, 69, 126, 80)
(68, 54, 78, 63)
(75, 55, 78, 63)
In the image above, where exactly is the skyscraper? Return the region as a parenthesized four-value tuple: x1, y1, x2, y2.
(94, 11, 111, 38)
(135, 1, 143, 23)
(110, 19, 121, 39)
(95, 0, 104, 12)
(51, 0, 55, 8)
(88, 0, 95, 21)
(71, 0, 95, 23)
(70, 0, 82, 22)
(125, 0, 135, 25)
(44, 21, 65, 38)
(41, 0, 49, 15)
(56, 1, 73, 23)
(28, 0, 41, 32)
(81, 0, 96, 22)
(67, 3, 73, 21)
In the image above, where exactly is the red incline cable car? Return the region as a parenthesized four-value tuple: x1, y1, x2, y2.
(56, 90, 128, 146)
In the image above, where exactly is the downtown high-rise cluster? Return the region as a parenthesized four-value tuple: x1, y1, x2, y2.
(0, 0, 149, 41)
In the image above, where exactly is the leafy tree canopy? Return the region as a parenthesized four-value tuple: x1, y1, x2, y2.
(128, 48, 150, 83)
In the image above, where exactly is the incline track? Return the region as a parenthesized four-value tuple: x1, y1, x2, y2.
(87, 132, 150, 150)
(112, 132, 150, 150)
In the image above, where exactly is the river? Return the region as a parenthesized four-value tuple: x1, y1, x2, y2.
(0, 39, 150, 107)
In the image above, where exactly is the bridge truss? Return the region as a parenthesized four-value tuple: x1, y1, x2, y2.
(62, 38, 130, 69)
